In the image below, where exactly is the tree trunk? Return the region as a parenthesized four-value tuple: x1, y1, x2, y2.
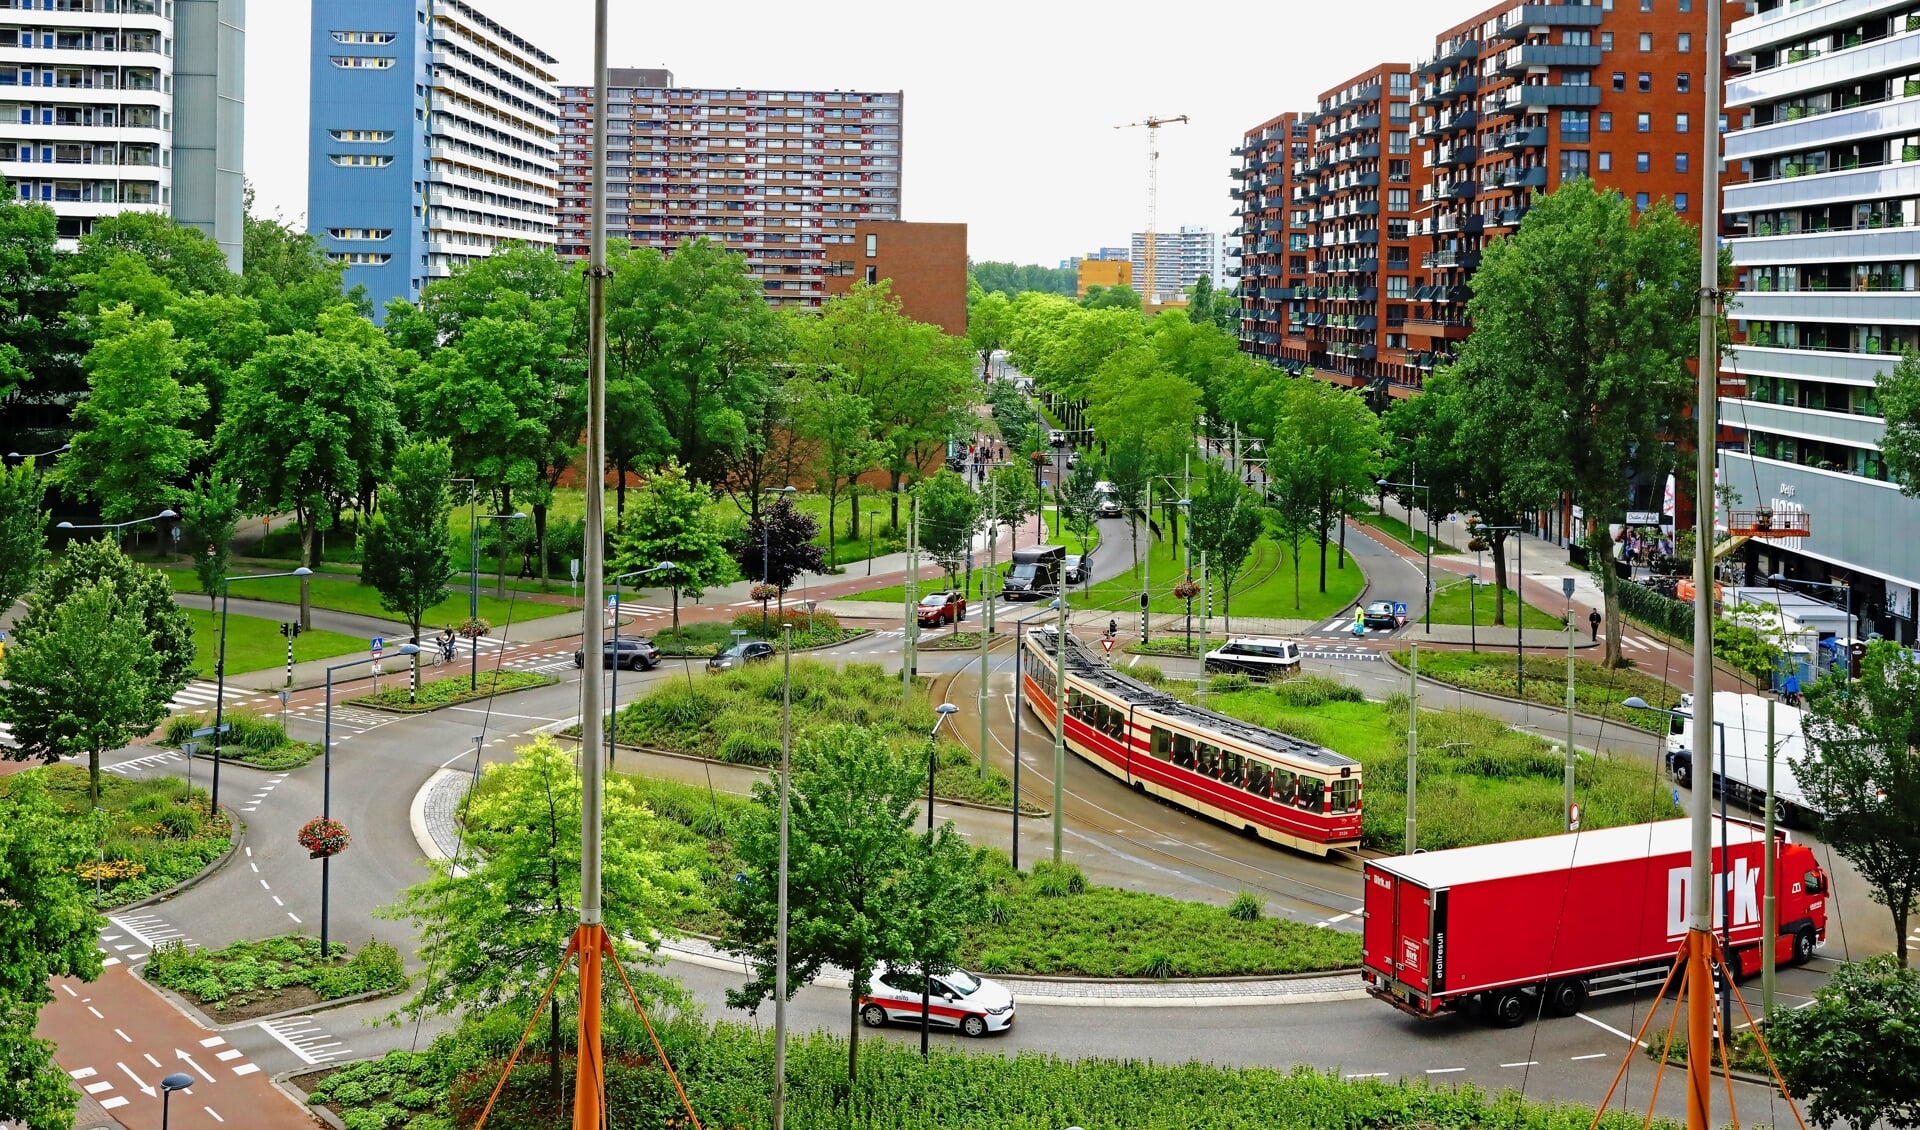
(1292, 534, 1303, 610)
(826, 494, 839, 569)
(848, 993, 860, 1084)
(534, 502, 550, 590)
(549, 992, 562, 1111)
(848, 484, 860, 541)
(1492, 533, 1510, 626)
(298, 516, 315, 631)
(1600, 560, 1624, 667)
(496, 487, 511, 600)
(1317, 528, 1329, 595)
(615, 463, 628, 532)
(1897, 904, 1910, 969)
(889, 471, 902, 531)
(1338, 500, 1348, 569)
(88, 747, 100, 810)
(671, 586, 681, 635)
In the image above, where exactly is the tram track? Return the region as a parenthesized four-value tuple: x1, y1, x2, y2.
(923, 636, 1367, 924)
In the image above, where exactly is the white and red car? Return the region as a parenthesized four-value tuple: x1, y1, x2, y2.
(859, 963, 1016, 1037)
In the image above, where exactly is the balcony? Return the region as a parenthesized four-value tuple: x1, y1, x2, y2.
(1434, 212, 1484, 235)
(1261, 287, 1295, 301)
(1417, 36, 1483, 76)
(1428, 109, 1480, 137)
(1498, 43, 1604, 73)
(1492, 84, 1603, 114)
(1422, 249, 1483, 270)
(1437, 144, 1479, 168)
(1494, 3, 1605, 40)
(1417, 73, 1483, 107)
(1491, 125, 1549, 152)
(1405, 317, 1473, 340)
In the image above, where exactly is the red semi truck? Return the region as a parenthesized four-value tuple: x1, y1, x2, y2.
(1362, 818, 1829, 1027)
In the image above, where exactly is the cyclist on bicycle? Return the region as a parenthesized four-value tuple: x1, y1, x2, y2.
(438, 627, 458, 664)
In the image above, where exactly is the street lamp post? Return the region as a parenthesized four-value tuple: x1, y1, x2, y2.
(922, 701, 961, 1055)
(865, 507, 883, 576)
(160, 1072, 194, 1129)
(1010, 600, 1061, 871)
(4, 443, 68, 463)
(1768, 574, 1854, 681)
(772, 623, 795, 1130)
(1052, 595, 1069, 863)
(1626, 696, 1733, 1029)
(469, 510, 528, 690)
(209, 566, 312, 814)
(322, 648, 416, 960)
(608, 563, 676, 769)
(1378, 478, 1431, 634)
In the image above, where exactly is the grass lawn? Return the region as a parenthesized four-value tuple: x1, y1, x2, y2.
(349, 670, 558, 712)
(846, 507, 1096, 604)
(1354, 507, 1461, 555)
(0, 766, 231, 908)
(180, 607, 367, 678)
(1426, 575, 1568, 631)
(1082, 531, 1363, 623)
(1142, 673, 1673, 853)
(1397, 648, 1685, 732)
(164, 569, 571, 630)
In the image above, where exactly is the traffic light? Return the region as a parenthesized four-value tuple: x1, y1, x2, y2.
(279, 622, 303, 640)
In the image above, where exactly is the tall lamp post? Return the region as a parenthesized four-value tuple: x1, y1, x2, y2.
(322, 647, 416, 959)
(1010, 600, 1061, 870)
(608, 562, 676, 769)
(4, 443, 68, 463)
(1051, 594, 1070, 863)
(1477, 524, 1524, 692)
(757, 486, 797, 634)
(1625, 696, 1733, 1031)
(921, 701, 961, 1055)
(468, 510, 527, 690)
(160, 1072, 194, 1129)
(1768, 574, 1854, 681)
(207, 566, 312, 814)
(865, 506, 883, 577)
(772, 623, 795, 1130)
(1378, 477, 1431, 634)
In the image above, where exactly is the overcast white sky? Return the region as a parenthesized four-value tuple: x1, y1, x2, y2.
(246, 1, 1450, 265)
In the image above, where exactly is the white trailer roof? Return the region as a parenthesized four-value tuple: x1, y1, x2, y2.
(1681, 693, 1819, 814)
(1372, 818, 1768, 889)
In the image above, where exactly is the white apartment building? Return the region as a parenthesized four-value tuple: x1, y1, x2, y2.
(1, 0, 244, 265)
(1721, 0, 1920, 644)
(1130, 224, 1221, 303)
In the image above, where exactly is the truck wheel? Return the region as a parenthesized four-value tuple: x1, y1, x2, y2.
(1791, 927, 1816, 966)
(1489, 989, 1530, 1028)
(1545, 979, 1587, 1018)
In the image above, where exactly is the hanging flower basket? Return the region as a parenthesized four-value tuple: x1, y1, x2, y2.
(458, 617, 491, 640)
(298, 818, 351, 859)
(1172, 580, 1201, 602)
(750, 583, 781, 603)
(1467, 537, 1490, 552)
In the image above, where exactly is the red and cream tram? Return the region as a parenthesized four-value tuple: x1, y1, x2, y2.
(1020, 629, 1361, 855)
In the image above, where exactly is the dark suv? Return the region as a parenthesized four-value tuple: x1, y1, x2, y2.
(707, 639, 777, 672)
(575, 635, 659, 671)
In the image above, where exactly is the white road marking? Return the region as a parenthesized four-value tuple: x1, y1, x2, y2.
(61, 985, 77, 998)
(114, 1029, 130, 1042)
(70, 1068, 96, 1080)
(1500, 1061, 1539, 1068)
(84, 1082, 114, 1095)
(1344, 1071, 1388, 1079)
(1571, 1052, 1608, 1061)
(215, 1049, 243, 1062)
(287, 913, 301, 923)
(143, 1053, 161, 1068)
(205, 1106, 225, 1122)
(1576, 1011, 1649, 1047)
(231, 1064, 260, 1076)
(199, 1037, 226, 1048)
(87, 1006, 103, 1019)
(98, 1097, 128, 1110)
(1425, 1067, 1465, 1075)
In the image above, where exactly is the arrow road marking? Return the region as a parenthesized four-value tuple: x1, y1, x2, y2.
(177, 1049, 216, 1084)
(117, 1062, 157, 1096)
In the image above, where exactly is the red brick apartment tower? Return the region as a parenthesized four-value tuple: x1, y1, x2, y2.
(821, 220, 969, 335)
(1231, 112, 1313, 366)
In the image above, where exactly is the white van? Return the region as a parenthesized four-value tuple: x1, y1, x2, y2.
(1203, 637, 1303, 679)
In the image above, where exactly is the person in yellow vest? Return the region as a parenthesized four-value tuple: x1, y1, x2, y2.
(1351, 608, 1366, 637)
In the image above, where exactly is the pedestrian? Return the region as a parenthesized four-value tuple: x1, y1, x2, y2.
(1107, 618, 1117, 640)
(1588, 608, 1601, 642)
(1352, 608, 1366, 637)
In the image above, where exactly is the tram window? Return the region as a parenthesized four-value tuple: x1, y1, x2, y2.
(1296, 775, 1325, 810)
(1330, 778, 1359, 813)
(1150, 726, 1172, 760)
(1173, 733, 1194, 767)
(1222, 751, 1243, 784)
(1274, 769, 1300, 803)
(1198, 742, 1221, 778)
(1244, 759, 1273, 796)
(1107, 706, 1126, 740)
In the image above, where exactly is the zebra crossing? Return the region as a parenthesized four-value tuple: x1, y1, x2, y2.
(102, 749, 183, 776)
(285, 702, 394, 737)
(503, 647, 577, 674)
(102, 913, 192, 965)
(259, 1015, 354, 1065)
(168, 680, 265, 714)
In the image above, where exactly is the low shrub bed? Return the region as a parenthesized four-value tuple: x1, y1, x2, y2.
(1395, 649, 1685, 732)
(144, 935, 408, 1021)
(1197, 677, 1670, 853)
(648, 621, 735, 657)
(300, 1011, 1665, 1130)
(603, 660, 1016, 809)
(924, 631, 993, 650)
(1124, 637, 1207, 658)
(0, 766, 231, 907)
(350, 670, 557, 712)
(161, 710, 318, 770)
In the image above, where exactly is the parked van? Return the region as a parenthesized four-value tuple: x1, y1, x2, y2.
(1002, 544, 1066, 601)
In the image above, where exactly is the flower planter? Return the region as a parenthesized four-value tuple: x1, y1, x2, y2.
(298, 818, 351, 859)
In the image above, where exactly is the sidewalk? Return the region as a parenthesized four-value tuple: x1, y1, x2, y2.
(406, 763, 1364, 1008)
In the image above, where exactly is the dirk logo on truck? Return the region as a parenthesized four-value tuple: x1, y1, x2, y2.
(1666, 862, 1761, 939)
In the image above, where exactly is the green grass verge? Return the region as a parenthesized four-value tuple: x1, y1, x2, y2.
(144, 935, 408, 1015)
(159, 710, 318, 769)
(1426, 575, 1568, 631)
(307, 1017, 1656, 1130)
(0, 766, 231, 908)
(601, 660, 1018, 810)
(163, 569, 571, 629)
(1123, 637, 1206, 658)
(1396, 649, 1685, 733)
(649, 621, 737, 657)
(348, 670, 558, 712)
(179, 607, 366, 678)
(1082, 531, 1363, 622)
(1148, 675, 1674, 853)
(1355, 507, 1462, 555)
(844, 507, 1095, 604)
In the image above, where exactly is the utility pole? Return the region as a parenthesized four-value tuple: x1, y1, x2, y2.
(1197, 551, 1209, 663)
(979, 478, 998, 780)
(1565, 612, 1577, 830)
(1762, 698, 1778, 1018)
(1052, 596, 1068, 864)
(1142, 478, 1152, 641)
(1406, 644, 1418, 854)
(903, 492, 920, 703)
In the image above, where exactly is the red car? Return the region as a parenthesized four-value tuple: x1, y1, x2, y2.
(917, 590, 967, 627)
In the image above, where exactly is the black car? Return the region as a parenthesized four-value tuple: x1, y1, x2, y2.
(1362, 601, 1401, 630)
(1062, 554, 1086, 585)
(575, 635, 659, 671)
(707, 639, 777, 672)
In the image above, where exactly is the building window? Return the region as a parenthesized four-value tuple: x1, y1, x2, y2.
(1678, 33, 1691, 53)
(328, 154, 392, 167)
(326, 228, 392, 241)
(1636, 152, 1651, 172)
(1599, 112, 1612, 132)
(1676, 152, 1689, 173)
(1601, 32, 1614, 51)
(1561, 110, 1590, 142)
(1639, 32, 1652, 51)
(1613, 72, 1626, 91)
(330, 56, 394, 69)
(1388, 188, 1410, 208)
(1679, 0, 1691, 10)
(1565, 30, 1592, 46)
(1636, 112, 1651, 132)
(1389, 131, 1409, 154)
(1565, 70, 1592, 86)
(1639, 0, 1652, 10)
(1598, 151, 1612, 172)
(1386, 275, 1408, 298)
(864, 265, 878, 284)
(325, 252, 393, 265)
(328, 129, 393, 143)
(864, 233, 877, 257)
(1561, 150, 1590, 180)
(1676, 113, 1689, 132)
(1677, 73, 1691, 93)
(1637, 73, 1651, 93)
(1675, 193, 1688, 212)
(1635, 191, 1650, 211)
(1390, 72, 1411, 94)
(330, 31, 396, 45)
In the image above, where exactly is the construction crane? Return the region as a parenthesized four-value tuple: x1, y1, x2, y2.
(1116, 114, 1189, 304)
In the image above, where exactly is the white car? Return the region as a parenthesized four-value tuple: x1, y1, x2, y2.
(1047, 428, 1066, 447)
(859, 963, 1016, 1037)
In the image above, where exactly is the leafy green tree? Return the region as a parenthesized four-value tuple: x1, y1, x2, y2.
(789, 374, 880, 564)
(1456, 180, 1700, 665)
(0, 774, 107, 1130)
(1059, 459, 1102, 573)
(56, 306, 207, 523)
(1183, 275, 1239, 333)
(240, 198, 354, 334)
(162, 290, 269, 437)
(381, 738, 700, 1109)
(1878, 348, 1920, 497)
(913, 469, 980, 586)
(968, 261, 1076, 297)
(0, 194, 68, 405)
(985, 460, 1040, 553)
(1264, 443, 1319, 611)
(793, 281, 977, 532)
(604, 239, 790, 485)
(613, 459, 739, 633)
(1769, 954, 1920, 1129)
(987, 378, 1037, 452)
(217, 308, 400, 628)
(177, 469, 242, 615)
(720, 724, 987, 1083)
(1188, 469, 1264, 632)
(1716, 602, 1788, 690)
(966, 289, 1013, 378)
(1104, 440, 1152, 572)
(1263, 377, 1379, 592)
(1798, 640, 1920, 967)
(18, 537, 193, 692)
(0, 458, 48, 614)
(364, 442, 457, 693)
(70, 210, 234, 299)
(0, 578, 168, 807)
(1081, 284, 1142, 311)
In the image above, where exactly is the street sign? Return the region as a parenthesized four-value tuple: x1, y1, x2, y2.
(607, 594, 617, 609)
(1562, 577, 1577, 599)
(279, 690, 291, 706)
(1569, 803, 1582, 831)
(1392, 602, 1408, 618)
(570, 558, 580, 581)
(371, 636, 384, 657)
(1101, 637, 1114, 656)
(187, 724, 231, 738)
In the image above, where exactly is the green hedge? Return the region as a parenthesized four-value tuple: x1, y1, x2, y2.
(349, 670, 557, 711)
(1613, 577, 1692, 639)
